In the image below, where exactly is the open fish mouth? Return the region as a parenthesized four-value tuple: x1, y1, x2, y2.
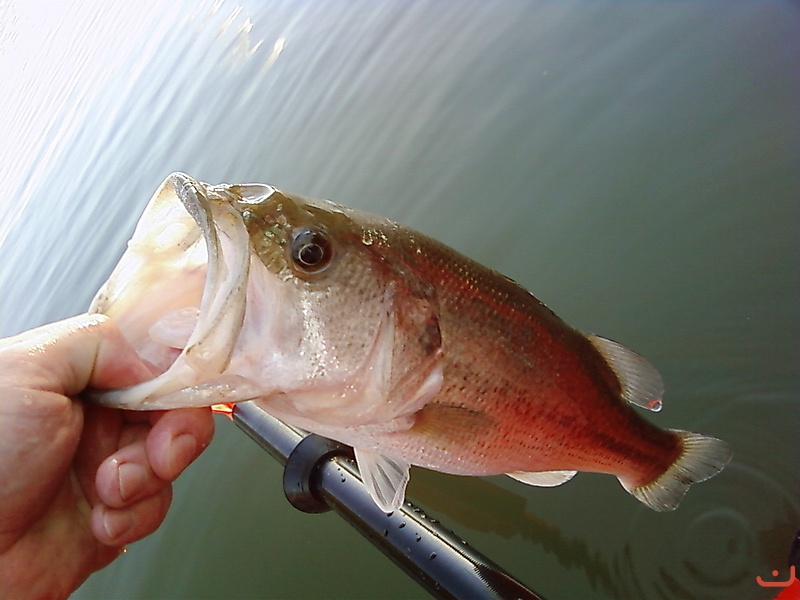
(89, 173, 264, 408)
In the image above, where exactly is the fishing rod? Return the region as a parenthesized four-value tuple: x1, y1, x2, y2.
(230, 401, 544, 600)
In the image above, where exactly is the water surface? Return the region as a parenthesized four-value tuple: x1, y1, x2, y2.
(1, 1, 797, 598)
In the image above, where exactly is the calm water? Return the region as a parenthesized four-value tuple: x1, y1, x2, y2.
(1, 1, 798, 598)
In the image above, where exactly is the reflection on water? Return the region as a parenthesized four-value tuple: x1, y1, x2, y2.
(1, 1, 798, 598)
(413, 453, 800, 600)
(411, 470, 623, 596)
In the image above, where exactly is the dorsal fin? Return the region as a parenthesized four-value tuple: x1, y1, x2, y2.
(588, 335, 664, 412)
(354, 448, 410, 513)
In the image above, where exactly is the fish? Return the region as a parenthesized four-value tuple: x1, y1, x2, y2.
(89, 172, 733, 513)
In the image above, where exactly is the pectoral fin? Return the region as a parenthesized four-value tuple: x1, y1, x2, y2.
(354, 448, 410, 513)
(506, 470, 577, 487)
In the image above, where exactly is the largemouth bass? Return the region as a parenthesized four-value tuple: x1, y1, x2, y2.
(90, 173, 732, 512)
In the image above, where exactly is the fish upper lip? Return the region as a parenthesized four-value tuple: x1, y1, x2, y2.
(227, 182, 282, 208)
(174, 174, 211, 229)
(175, 174, 282, 212)
(169, 173, 251, 374)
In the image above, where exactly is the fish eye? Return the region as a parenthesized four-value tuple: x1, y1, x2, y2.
(290, 227, 334, 274)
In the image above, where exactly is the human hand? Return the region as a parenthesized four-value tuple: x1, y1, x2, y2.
(0, 314, 215, 599)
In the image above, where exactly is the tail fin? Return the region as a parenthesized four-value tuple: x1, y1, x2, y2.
(620, 430, 733, 511)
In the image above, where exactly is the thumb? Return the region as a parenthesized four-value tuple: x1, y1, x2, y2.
(0, 313, 152, 396)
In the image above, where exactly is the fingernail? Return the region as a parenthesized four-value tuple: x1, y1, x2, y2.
(103, 510, 134, 542)
(117, 462, 148, 501)
(170, 433, 198, 477)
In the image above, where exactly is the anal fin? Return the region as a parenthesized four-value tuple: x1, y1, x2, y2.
(354, 448, 410, 513)
(507, 469, 577, 487)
